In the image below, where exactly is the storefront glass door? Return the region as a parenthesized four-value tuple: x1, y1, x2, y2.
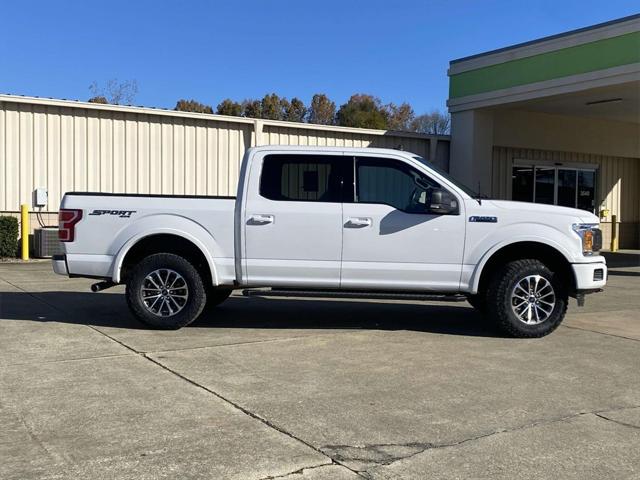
(512, 165, 596, 213)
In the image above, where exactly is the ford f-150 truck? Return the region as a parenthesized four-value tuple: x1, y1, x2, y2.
(52, 146, 606, 337)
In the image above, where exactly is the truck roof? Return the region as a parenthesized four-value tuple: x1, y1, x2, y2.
(246, 145, 419, 157)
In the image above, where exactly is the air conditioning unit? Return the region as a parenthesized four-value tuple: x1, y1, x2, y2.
(34, 227, 63, 258)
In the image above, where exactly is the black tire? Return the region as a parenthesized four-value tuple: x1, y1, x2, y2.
(486, 259, 568, 338)
(126, 253, 206, 329)
(206, 287, 232, 308)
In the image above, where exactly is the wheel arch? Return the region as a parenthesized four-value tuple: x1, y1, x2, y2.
(113, 230, 218, 286)
(470, 240, 575, 296)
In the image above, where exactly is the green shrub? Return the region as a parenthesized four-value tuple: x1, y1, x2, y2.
(0, 216, 19, 257)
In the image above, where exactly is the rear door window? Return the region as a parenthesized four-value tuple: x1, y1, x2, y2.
(260, 155, 347, 202)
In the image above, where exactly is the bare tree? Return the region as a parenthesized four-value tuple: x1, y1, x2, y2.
(410, 110, 451, 135)
(89, 79, 138, 105)
(384, 102, 415, 131)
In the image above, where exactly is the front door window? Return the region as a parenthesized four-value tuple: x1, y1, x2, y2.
(512, 165, 597, 213)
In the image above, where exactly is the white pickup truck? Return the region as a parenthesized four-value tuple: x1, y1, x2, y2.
(53, 146, 606, 337)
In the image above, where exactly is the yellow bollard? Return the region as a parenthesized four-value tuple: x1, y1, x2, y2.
(610, 214, 618, 253)
(21, 204, 29, 260)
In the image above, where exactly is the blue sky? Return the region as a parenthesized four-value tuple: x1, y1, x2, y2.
(1, 1, 637, 113)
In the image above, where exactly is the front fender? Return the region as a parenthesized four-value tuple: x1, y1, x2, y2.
(465, 223, 577, 294)
(110, 214, 222, 285)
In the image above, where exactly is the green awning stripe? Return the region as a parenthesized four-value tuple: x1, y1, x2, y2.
(449, 31, 640, 99)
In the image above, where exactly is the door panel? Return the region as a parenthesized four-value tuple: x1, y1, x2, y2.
(244, 154, 345, 287)
(341, 157, 466, 291)
(577, 170, 596, 213)
(557, 169, 577, 208)
(341, 204, 465, 290)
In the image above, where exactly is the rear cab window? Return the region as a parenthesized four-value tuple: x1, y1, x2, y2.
(260, 154, 349, 202)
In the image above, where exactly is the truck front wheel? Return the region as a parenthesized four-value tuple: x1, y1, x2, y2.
(126, 253, 206, 329)
(486, 259, 568, 338)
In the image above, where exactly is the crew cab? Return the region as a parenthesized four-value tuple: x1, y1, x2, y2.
(53, 146, 606, 337)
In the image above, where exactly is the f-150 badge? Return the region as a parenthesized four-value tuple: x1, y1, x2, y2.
(89, 209, 136, 218)
(469, 216, 497, 223)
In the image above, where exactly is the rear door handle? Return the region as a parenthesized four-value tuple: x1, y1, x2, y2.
(248, 214, 275, 225)
(345, 217, 372, 228)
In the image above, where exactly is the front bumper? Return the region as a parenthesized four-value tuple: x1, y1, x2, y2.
(52, 254, 68, 276)
(572, 261, 607, 290)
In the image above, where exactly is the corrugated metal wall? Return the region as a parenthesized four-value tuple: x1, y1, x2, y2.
(492, 145, 640, 247)
(0, 96, 445, 215)
(262, 124, 431, 158)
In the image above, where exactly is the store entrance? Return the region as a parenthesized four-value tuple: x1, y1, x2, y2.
(512, 164, 597, 213)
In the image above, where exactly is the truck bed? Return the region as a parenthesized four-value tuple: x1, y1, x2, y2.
(60, 192, 237, 282)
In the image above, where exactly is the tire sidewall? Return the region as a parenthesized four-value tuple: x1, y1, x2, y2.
(489, 260, 568, 338)
(126, 253, 206, 329)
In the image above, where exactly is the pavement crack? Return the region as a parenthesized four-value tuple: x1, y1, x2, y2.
(5, 352, 132, 367)
(143, 354, 367, 479)
(323, 405, 640, 471)
(562, 324, 639, 342)
(257, 461, 348, 480)
(146, 331, 358, 354)
(321, 442, 435, 467)
(594, 412, 640, 431)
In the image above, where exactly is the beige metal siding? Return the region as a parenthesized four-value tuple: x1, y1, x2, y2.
(0, 96, 444, 215)
(262, 125, 431, 158)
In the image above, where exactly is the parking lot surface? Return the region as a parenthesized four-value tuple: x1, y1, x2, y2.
(1, 252, 639, 479)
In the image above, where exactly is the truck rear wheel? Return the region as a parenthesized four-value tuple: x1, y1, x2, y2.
(126, 253, 206, 329)
(486, 259, 568, 338)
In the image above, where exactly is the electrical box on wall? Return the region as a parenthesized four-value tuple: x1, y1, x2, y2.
(33, 188, 48, 208)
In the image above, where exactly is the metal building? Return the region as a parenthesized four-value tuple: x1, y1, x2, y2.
(0, 94, 448, 229)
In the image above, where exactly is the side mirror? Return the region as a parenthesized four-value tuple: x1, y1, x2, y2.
(428, 188, 458, 215)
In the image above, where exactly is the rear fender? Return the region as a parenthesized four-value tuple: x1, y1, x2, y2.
(110, 214, 221, 285)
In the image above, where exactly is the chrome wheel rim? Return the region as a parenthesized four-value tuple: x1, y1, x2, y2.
(510, 275, 556, 325)
(140, 269, 189, 317)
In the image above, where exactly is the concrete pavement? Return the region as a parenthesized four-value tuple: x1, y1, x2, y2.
(1, 256, 639, 479)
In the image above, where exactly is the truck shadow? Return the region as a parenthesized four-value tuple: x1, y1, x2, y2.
(0, 291, 502, 338)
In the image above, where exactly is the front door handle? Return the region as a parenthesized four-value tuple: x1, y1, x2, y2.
(345, 217, 372, 228)
(248, 214, 275, 225)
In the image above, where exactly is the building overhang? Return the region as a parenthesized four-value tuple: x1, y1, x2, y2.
(447, 14, 640, 114)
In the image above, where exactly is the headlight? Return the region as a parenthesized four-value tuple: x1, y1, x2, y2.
(572, 224, 602, 255)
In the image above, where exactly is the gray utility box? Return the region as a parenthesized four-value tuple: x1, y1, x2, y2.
(34, 227, 63, 258)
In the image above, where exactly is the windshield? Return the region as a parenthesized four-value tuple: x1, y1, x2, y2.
(412, 156, 481, 198)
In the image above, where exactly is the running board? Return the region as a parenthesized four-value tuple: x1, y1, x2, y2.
(242, 288, 467, 302)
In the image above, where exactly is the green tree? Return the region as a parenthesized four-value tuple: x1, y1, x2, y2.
(241, 99, 262, 118)
(216, 99, 243, 116)
(174, 99, 213, 114)
(410, 110, 451, 135)
(308, 93, 336, 125)
(336, 94, 388, 129)
(260, 93, 285, 120)
(384, 102, 415, 131)
(283, 97, 306, 122)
